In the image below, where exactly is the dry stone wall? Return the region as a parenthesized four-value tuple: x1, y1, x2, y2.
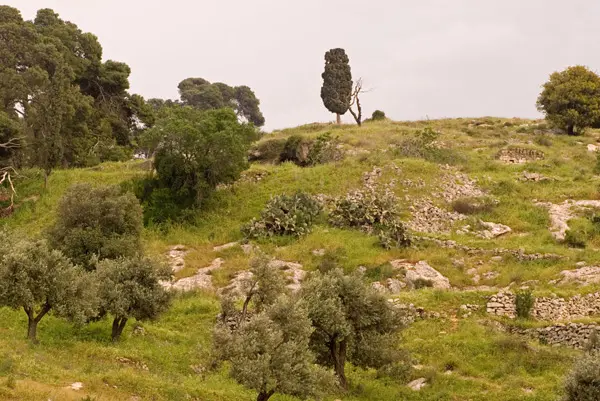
(487, 292, 600, 321)
(511, 323, 600, 350)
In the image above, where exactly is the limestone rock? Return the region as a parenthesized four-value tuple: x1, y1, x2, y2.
(536, 200, 600, 240)
(407, 378, 428, 391)
(477, 221, 511, 239)
(559, 266, 600, 286)
(392, 260, 450, 289)
(213, 242, 239, 252)
(69, 382, 83, 391)
(588, 144, 599, 152)
(163, 258, 224, 291)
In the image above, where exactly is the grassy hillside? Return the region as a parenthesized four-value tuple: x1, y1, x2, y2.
(2, 117, 600, 400)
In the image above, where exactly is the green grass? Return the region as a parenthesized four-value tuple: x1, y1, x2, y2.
(3, 117, 600, 400)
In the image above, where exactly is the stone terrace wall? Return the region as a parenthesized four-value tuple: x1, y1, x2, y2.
(487, 292, 600, 321)
(511, 323, 600, 349)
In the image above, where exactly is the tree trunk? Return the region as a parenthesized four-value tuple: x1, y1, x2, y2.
(111, 317, 129, 342)
(567, 124, 575, 135)
(330, 338, 348, 390)
(27, 317, 38, 343)
(336, 113, 341, 125)
(257, 390, 275, 401)
(24, 303, 51, 343)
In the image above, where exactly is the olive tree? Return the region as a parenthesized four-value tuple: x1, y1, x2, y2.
(537, 66, 600, 135)
(95, 256, 172, 341)
(238, 253, 287, 322)
(47, 183, 143, 270)
(214, 296, 334, 401)
(0, 239, 97, 342)
(563, 355, 600, 401)
(301, 268, 406, 389)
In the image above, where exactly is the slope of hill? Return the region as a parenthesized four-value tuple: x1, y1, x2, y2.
(3, 117, 600, 400)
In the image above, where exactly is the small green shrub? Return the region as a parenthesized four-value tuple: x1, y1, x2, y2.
(279, 133, 342, 166)
(249, 138, 287, 163)
(371, 110, 386, 121)
(564, 218, 595, 248)
(394, 126, 465, 165)
(242, 193, 322, 238)
(365, 263, 396, 281)
(330, 186, 399, 230)
(562, 355, 600, 401)
(534, 135, 553, 147)
(279, 135, 307, 165)
(515, 289, 535, 319)
(412, 278, 434, 289)
(585, 330, 600, 353)
(306, 133, 343, 165)
(451, 197, 497, 215)
(317, 248, 347, 273)
(330, 185, 411, 249)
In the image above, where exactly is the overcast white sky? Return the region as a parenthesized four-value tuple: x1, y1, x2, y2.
(6, 0, 600, 130)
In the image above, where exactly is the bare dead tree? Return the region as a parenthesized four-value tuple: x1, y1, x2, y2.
(0, 137, 21, 213)
(0, 167, 17, 212)
(348, 78, 367, 126)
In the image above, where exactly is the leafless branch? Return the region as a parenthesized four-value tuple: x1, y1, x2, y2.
(0, 137, 21, 150)
(0, 167, 17, 211)
(348, 78, 364, 126)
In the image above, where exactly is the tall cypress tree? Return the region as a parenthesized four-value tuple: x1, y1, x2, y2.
(320, 48, 352, 124)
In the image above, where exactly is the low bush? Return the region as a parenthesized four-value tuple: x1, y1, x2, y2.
(329, 186, 399, 231)
(371, 110, 386, 121)
(307, 133, 343, 165)
(249, 138, 287, 163)
(378, 220, 411, 249)
(564, 218, 596, 248)
(394, 126, 465, 165)
(330, 185, 411, 249)
(279, 133, 342, 166)
(515, 289, 535, 319)
(242, 192, 322, 238)
(279, 135, 308, 165)
(451, 197, 497, 215)
(534, 135, 553, 147)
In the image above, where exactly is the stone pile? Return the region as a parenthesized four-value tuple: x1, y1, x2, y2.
(496, 148, 544, 164)
(390, 260, 451, 289)
(486, 292, 516, 318)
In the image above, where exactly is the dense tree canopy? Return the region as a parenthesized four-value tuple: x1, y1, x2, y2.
(135, 106, 259, 222)
(177, 78, 265, 127)
(0, 6, 154, 172)
(0, 238, 97, 342)
(537, 65, 600, 135)
(321, 48, 353, 124)
(47, 183, 144, 270)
